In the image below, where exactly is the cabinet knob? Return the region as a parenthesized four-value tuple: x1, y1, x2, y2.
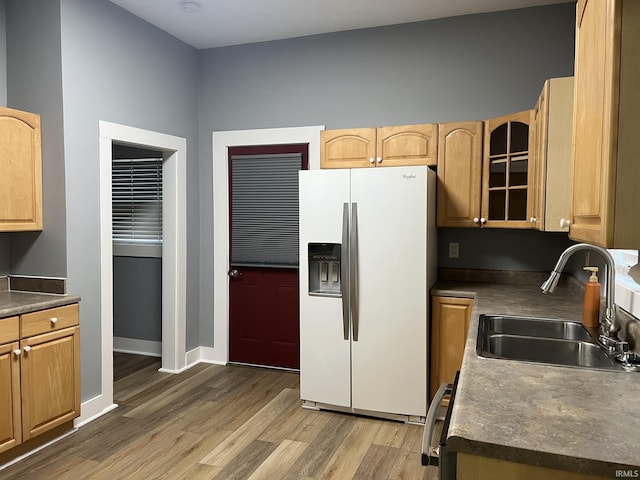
(24, 346, 32, 353)
(51, 317, 58, 324)
(473, 217, 480, 224)
(560, 218, 570, 229)
(376, 156, 382, 164)
(480, 217, 487, 225)
(530, 217, 537, 223)
(13, 349, 21, 357)
(369, 157, 375, 164)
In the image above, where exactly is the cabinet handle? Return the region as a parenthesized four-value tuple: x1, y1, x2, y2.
(560, 218, 570, 229)
(473, 217, 480, 224)
(376, 156, 382, 164)
(24, 346, 32, 353)
(13, 349, 21, 357)
(51, 317, 58, 324)
(480, 217, 487, 225)
(369, 157, 375, 164)
(530, 217, 537, 223)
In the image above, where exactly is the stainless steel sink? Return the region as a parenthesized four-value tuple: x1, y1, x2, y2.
(483, 335, 619, 368)
(481, 315, 591, 340)
(476, 314, 624, 371)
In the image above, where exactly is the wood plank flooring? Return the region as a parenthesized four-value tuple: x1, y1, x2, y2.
(0, 353, 435, 480)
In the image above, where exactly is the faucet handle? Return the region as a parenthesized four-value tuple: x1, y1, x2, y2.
(599, 335, 618, 352)
(615, 341, 632, 363)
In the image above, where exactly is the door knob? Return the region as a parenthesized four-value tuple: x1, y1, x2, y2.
(228, 269, 240, 279)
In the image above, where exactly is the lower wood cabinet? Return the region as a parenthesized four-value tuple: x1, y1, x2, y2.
(430, 296, 474, 400)
(0, 304, 80, 454)
(0, 316, 22, 454)
(457, 453, 609, 480)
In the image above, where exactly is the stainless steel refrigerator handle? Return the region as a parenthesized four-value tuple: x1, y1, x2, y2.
(421, 382, 452, 467)
(341, 203, 350, 341)
(350, 202, 359, 341)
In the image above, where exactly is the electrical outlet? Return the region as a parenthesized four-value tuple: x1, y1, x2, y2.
(449, 242, 459, 259)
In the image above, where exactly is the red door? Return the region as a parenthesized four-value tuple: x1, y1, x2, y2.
(228, 144, 308, 369)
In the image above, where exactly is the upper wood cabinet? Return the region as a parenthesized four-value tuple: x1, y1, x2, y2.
(320, 124, 437, 169)
(531, 77, 574, 232)
(569, 0, 640, 248)
(482, 110, 535, 229)
(437, 121, 483, 227)
(0, 106, 43, 232)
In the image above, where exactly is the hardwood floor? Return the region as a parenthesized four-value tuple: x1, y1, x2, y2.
(0, 353, 435, 480)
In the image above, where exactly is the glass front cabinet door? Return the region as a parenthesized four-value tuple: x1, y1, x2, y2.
(482, 110, 535, 228)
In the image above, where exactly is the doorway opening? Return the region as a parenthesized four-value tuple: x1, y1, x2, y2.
(211, 126, 323, 365)
(112, 143, 163, 358)
(227, 144, 308, 369)
(92, 121, 186, 422)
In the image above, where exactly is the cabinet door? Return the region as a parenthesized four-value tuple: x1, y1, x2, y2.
(543, 77, 574, 232)
(570, 0, 612, 246)
(20, 326, 80, 441)
(571, 0, 640, 248)
(437, 121, 483, 227)
(320, 128, 376, 169)
(0, 107, 43, 231)
(0, 341, 22, 454)
(531, 84, 548, 231)
(377, 124, 437, 167)
(482, 110, 535, 229)
(430, 296, 473, 401)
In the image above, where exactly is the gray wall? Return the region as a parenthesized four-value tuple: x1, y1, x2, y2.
(6, 0, 67, 278)
(438, 228, 575, 271)
(58, 0, 199, 399)
(113, 256, 162, 342)
(197, 3, 576, 345)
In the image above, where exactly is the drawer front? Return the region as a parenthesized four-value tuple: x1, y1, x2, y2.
(0, 316, 19, 344)
(21, 304, 79, 338)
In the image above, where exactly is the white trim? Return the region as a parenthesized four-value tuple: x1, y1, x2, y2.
(74, 393, 118, 427)
(0, 429, 78, 472)
(99, 122, 188, 412)
(186, 346, 224, 366)
(212, 126, 323, 364)
(113, 337, 162, 357)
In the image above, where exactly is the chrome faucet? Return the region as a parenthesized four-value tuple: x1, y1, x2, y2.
(541, 243, 620, 350)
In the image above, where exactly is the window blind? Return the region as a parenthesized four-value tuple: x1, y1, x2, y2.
(112, 157, 163, 244)
(230, 153, 302, 267)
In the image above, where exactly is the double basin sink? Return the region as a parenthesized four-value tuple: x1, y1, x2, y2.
(476, 314, 624, 371)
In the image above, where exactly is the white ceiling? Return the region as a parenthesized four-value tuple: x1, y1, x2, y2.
(110, 0, 571, 50)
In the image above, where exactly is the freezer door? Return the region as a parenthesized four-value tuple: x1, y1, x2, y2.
(350, 166, 430, 417)
(299, 169, 352, 408)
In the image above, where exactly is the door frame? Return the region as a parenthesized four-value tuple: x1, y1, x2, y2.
(212, 126, 323, 364)
(93, 121, 187, 420)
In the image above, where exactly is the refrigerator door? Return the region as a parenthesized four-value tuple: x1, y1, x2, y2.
(299, 169, 352, 408)
(350, 166, 429, 417)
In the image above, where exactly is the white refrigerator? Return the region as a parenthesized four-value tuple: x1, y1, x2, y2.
(299, 165, 436, 422)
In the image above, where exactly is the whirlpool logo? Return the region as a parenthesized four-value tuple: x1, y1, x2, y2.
(402, 174, 416, 181)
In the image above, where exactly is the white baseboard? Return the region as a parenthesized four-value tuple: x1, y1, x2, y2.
(186, 346, 227, 368)
(75, 394, 118, 428)
(0, 429, 78, 471)
(113, 337, 162, 357)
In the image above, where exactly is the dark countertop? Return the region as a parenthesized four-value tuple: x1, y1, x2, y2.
(432, 281, 640, 477)
(0, 290, 81, 318)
